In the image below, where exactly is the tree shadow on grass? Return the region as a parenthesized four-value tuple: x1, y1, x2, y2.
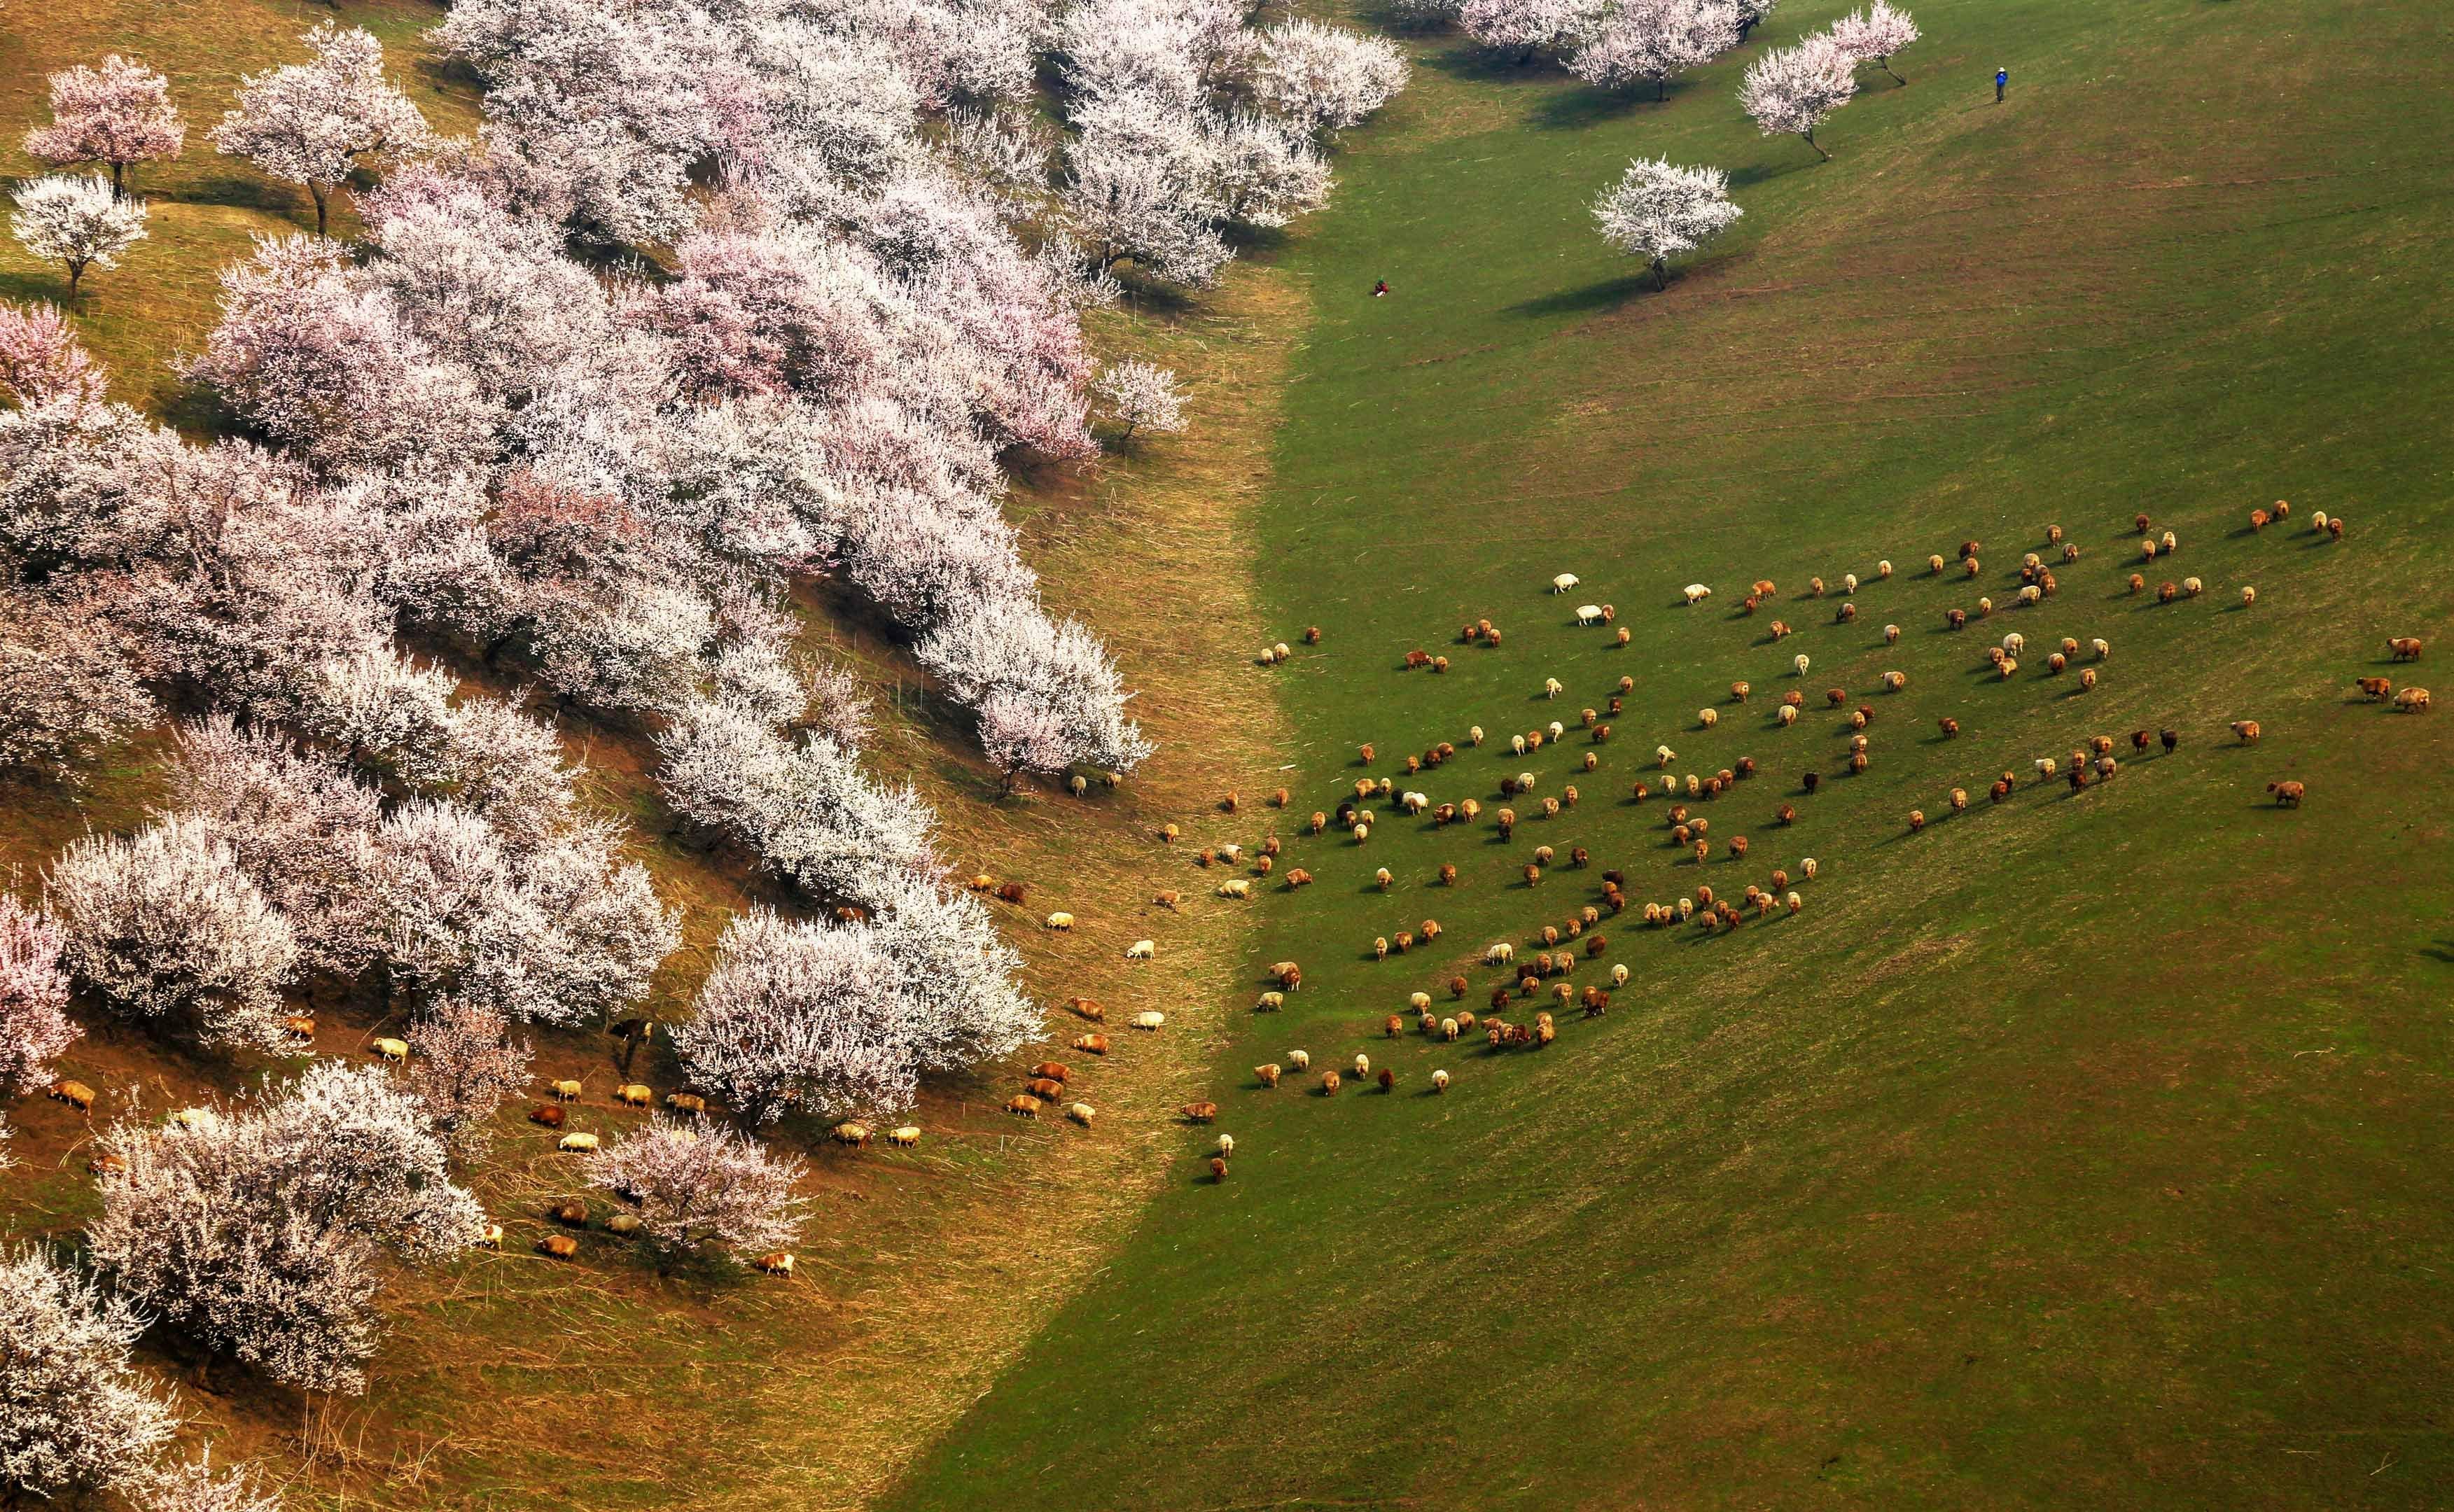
(1528, 85, 1655, 132)
(1503, 273, 1652, 321)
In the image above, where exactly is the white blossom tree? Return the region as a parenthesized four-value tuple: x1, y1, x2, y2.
(86, 1061, 484, 1394)
(405, 997, 532, 1159)
(1592, 157, 1745, 288)
(1459, 0, 1602, 63)
(977, 689, 1075, 795)
(1738, 35, 1857, 160)
(585, 1116, 809, 1274)
(23, 55, 186, 199)
(0, 1242, 181, 1506)
(673, 907, 923, 1123)
(170, 716, 382, 976)
(9, 176, 148, 304)
(209, 22, 431, 237)
(1828, 0, 1919, 84)
(1248, 22, 1411, 133)
(0, 894, 79, 1096)
(915, 597, 1155, 777)
(1094, 359, 1185, 443)
(1734, 0, 1778, 41)
(1568, 0, 1741, 99)
(47, 815, 300, 1052)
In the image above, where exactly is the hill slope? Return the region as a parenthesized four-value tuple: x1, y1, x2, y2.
(881, 0, 2454, 1506)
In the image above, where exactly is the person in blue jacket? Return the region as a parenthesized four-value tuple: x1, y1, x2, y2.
(1995, 66, 2009, 103)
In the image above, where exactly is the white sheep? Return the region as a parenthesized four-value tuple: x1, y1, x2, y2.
(1485, 942, 1515, 965)
(1352, 822, 1371, 844)
(1547, 720, 1565, 740)
(1401, 790, 1428, 813)
(1124, 939, 1157, 960)
(1544, 677, 1564, 699)
(558, 1133, 599, 1154)
(1575, 603, 1605, 625)
(1288, 1049, 1311, 1071)
(1256, 990, 1285, 1011)
(2241, 584, 2256, 607)
(1656, 744, 1675, 768)
(1699, 708, 1718, 728)
(2093, 638, 2110, 659)
(1133, 1010, 1165, 1030)
(2018, 584, 2042, 606)
(1552, 572, 1581, 593)
(1043, 911, 1075, 930)
(1778, 705, 1798, 726)
(1432, 1069, 1451, 1093)
(1469, 725, 1485, 746)
(1801, 857, 1818, 880)
(1683, 583, 1713, 605)
(1610, 963, 1630, 986)
(2182, 576, 2203, 596)
(1794, 653, 1811, 676)
(1217, 879, 1252, 899)
(1877, 560, 1893, 578)
(1353, 1054, 1370, 1077)
(1512, 734, 1528, 756)
(1409, 991, 1432, 1010)
(1843, 573, 1859, 594)
(2003, 633, 2026, 657)
(1217, 1134, 1235, 1157)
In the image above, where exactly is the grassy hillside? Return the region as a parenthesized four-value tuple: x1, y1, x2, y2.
(882, 0, 2454, 1506)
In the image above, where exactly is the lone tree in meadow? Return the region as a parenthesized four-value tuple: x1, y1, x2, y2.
(1593, 158, 1744, 288)
(1094, 359, 1187, 443)
(1827, 0, 1920, 84)
(209, 22, 428, 237)
(1570, 0, 1741, 101)
(8, 176, 148, 304)
(23, 55, 186, 199)
(1738, 35, 1858, 160)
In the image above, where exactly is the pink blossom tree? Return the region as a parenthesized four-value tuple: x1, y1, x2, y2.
(585, 1116, 809, 1274)
(405, 997, 533, 1159)
(1569, 0, 1741, 100)
(24, 55, 186, 199)
(0, 1242, 180, 1506)
(1591, 156, 1745, 287)
(170, 715, 382, 976)
(1827, 1, 1920, 84)
(0, 300, 109, 410)
(1092, 359, 1185, 443)
(0, 894, 80, 1098)
(209, 22, 430, 237)
(1738, 36, 1858, 160)
(0, 584, 158, 783)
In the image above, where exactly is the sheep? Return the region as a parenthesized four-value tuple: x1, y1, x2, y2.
(1275, 960, 1304, 988)
(1026, 1078, 1067, 1102)
(1125, 939, 1157, 960)
(2390, 637, 2425, 662)
(1305, 625, 1323, 644)
(1255, 1063, 1282, 1088)
(2142, 540, 2159, 561)
(1005, 1095, 1043, 1119)
(529, 1103, 568, 1129)
(1545, 677, 1565, 699)
(1946, 608, 1967, 631)
(2183, 576, 2203, 597)
(551, 1200, 588, 1228)
(536, 1233, 581, 1261)
(1576, 603, 1605, 625)
(1771, 620, 1794, 640)
(1965, 556, 1982, 578)
(1044, 911, 1075, 931)
(1133, 1010, 1166, 1030)
(280, 1014, 316, 1044)
(1999, 658, 2019, 679)
(664, 1092, 707, 1117)
(1320, 1071, 1343, 1096)
(1778, 705, 1799, 727)
(1794, 653, 1811, 676)
(887, 1126, 922, 1149)
(2241, 585, 2257, 608)
(2128, 573, 2147, 595)
(2396, 687, 2432, 713)
(1217, 879, 1252, 899)
(1699, 708, 1719, 729)
(2161, 530, 2178, 552)
(2049, 652, 2068, 674)
(1617, 628, 1632, 645)
(1553, 572, 1582, 593)
(2231, 720, 2262, 744)
(558, 1132, 600, 1154)
(1073, 1034, 1110, 1055)
(2079, 667, 2099, 690)
(372, 1037, 412, 1065)
(1181, 1100, 1220, 1125)
(1978, 597, 1994, 616)
(1073, 997, 1106, 1022)
(1930, 554, 1948, 575)
(1547, 720, 1566, 741)
(2018, 584, 2042, 607)
(2161, 729, 2181, 752)
(753, 1252, 795, 1277)
(2035, 757, 2058, 782)
(1374, 936, 1390, 960)
(1909, 810, 1925, 833)
(1684, 583, 1713, 605)
(1843, 573, 1860, 595)
(1352, 822, 1372, 845)
(1836, 603, 1858, 624)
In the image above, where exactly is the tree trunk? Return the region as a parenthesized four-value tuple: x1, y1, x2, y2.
(111, 160, 126, 199)
(1883, 59, 1906, 84)
(1804, 130, 1831, 161)
(310, 181, 330, 237)
(1654, 260, 1669, 291)
(1659, 78, 1669, 103)
(65, 262, 83, 304)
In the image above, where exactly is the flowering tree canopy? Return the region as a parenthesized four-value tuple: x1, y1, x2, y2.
(586, 1116, 809, 1273)
(1568, 0, 1741, 99)
(9, 176, 148, 303)
(0, 1243, 180, 1506)
(23, 55, 186, 199)
(1827, 1, 1920, 83)
(1738, 35, 1858, 160)
(209, 23, 431, 236)
(1592, 157, 1744, 287)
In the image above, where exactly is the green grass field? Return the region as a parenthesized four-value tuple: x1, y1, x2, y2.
(880, 0, 2454, 1506)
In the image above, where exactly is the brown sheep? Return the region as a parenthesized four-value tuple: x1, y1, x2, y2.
(754, 1252, 795, 1276)
(49, 1079, 97, 1114)
(529, 1103, 568, 1129)
(1073, 1034, 1110, 1056)
(1026, 1078, 1066, 1101)
(1071, 997, 1106, 1021)
(1377, 1068, 1397, 1093)
(1181, 1101, 1219, 1124)
(1030, 1062, 1070, 1084)
(2231, 720, 2262, 744)
(2158, 581, 2178, 604)
(996, 881, 1028, 904)
(2356, 677, 2393, 701)
(1320, 1071, 1342, 1096)
(1990, 778, 2011, 804)
(537, 1233, 581, 1260)
(1826, 687, 1847, 708)
(1005, 1095, 1042, 1119)
(282, 1014, 316, 1044)
(2390, 638, 2425, 662)
(2161, 729, 2180, 752)
(1255, 1063, 1281, 1088)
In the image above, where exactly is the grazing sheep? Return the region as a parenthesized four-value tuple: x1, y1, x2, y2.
(1074, 1034, 1110, 1055)
(2079, 667, 2098, 690)
(1288, 1049, 1311, 1072)
(2049, 652, 2068, 674)
(529, 1103, 568, 1129)
(1999, 658, 2019, 679)
(1255, 1063, 1282, 1088)
(1946, 608, 1967, 631)
(2241, 585, 2257, 607)
(1684, 583, 1713, 605)
(1908, 809, 1925, 833)
(1073, 997, 1106, 1021)
(2231, 720, 2262, 744)
(2390, 638, 2425, 662)
(1256, 990, 1285, 1013)
(1486, 941, 1516, 965)
(664, 1092, 708, 1117)
(46, 1079, 100, 1114)
(1181, 1101, 1220, 1125)
(1930, 554, 1947, 574)
(1545, 677, 1565, 700)
(1124, 939, 1157, 960)
(1837, 603, 1858, 624)
(1979, 597, 1994, 616)
(1026, 1078, 1066, 1102)
(1794, 653, 1811, 676)
(1771, 620, 1793, 640)
(558, 1133, 599, 1154)
(1217, 880, 1251, 899)
(1069, 1102, 1098, 1127)
(1133, 1010, 1166, 1030)
(832, 1121, 874, 1147)
(1043, 911, 1075, 931)
(1785, 890, 1803, 915)
(2183, 576, 2203, 597)
(373, 1038, 412, 1065)
(536, 1233, 581, 1260)
(1699, 708, 1719, 729)
(753, 1251, 795, 1277)
(2142, 539, 2159, 561)
(1320, 1071, 1342, 1096)
(1965, 556, 1982, 578)
(1005, 1095, 1042, 1119)
(2161, 729, 2180, 752)
(2397, 687, 2432, 713)
(1576, 603, 1605, 626)
(1554, 572, 1581, 593)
